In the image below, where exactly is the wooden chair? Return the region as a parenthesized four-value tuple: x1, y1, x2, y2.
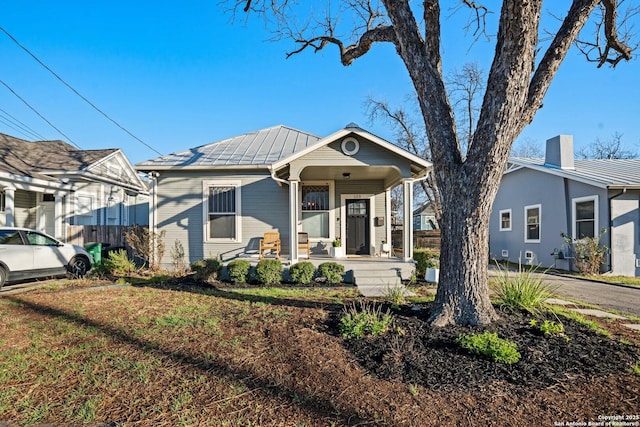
(298, 232, 310, 259)
(259, 231, 281, 259)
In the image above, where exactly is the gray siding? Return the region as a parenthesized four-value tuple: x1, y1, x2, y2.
(610, 189, 640, 276)
(156, 170, 289, 265)
(490, 168, 609, 270)
(290, 138, 412, 178)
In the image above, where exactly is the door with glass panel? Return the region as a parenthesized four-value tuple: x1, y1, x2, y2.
(346, 199, 370, 255)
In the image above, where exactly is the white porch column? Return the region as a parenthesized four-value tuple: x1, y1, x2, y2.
(289, 180, 299, 264)
(148, 173, 159, 235)
(385, 188, 392, 258)
(3, 187, 15, 227)
(54, 195, 64, 241)
(402, 180, 414, 262)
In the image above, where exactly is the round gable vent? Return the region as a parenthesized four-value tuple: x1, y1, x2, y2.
(341, 137, 360, 156)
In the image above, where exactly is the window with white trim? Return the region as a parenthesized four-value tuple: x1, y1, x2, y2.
(204, 181, 240, 241)
(301, 184, 330, 238)
(573, 196, 598, 239)
(524, 204, 541, 243)
(0, 191, 5, 212)
(75, 194, 95, 225)
(499, 209, 512, 231)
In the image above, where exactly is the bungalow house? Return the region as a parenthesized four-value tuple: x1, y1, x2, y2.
(490, 135, 640, 277)
(413, 201, 439, 231)
(0, 133, 149, 241)
(135, 124, 432, 267)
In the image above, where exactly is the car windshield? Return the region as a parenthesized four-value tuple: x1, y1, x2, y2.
(25, 231, 58, 246)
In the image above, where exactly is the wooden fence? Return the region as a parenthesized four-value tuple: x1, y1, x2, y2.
(66, 225, 129, 247)
(391, 229, 441, 251)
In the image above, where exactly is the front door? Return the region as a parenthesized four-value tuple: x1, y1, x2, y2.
(346, 199, 370, 255)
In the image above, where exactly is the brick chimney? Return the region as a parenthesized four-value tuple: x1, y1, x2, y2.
(544, 135, 575, 170)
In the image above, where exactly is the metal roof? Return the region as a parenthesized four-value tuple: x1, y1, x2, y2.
(508, 157, 640, 189)
(136, 125, 322, 169)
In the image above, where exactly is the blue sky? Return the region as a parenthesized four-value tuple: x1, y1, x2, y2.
(1, 1, 638, 165)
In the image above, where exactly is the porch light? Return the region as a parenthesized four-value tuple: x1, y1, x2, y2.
(342, 172, 350, 180)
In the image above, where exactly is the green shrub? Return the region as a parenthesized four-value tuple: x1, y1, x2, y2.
(289, 261, 315, 284)
(255, 259, 283, 285)
(317, 262, 345, 284)
(104, 249, 136, 276)
(457, 331, 521, 364)
(190, 258, 223, 284)
(491, 262, 554, 313)
(562, 228, 609, 275)
(383, 282, 406, 306)
(227, 259, 251, 284)
(534, 319, 565, 337)
(339, 301, 392, 338)
(413, 249, 440, 276)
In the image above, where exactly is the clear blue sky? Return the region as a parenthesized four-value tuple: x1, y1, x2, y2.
(1, 1, 638, 165)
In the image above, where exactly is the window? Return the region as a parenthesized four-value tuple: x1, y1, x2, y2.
(499, 209, 512, 231)
(524, 204, 541, 243)
(301, 184, 330, 238)
(25, 231, 58, 246)
(573, 196, 598, 239)
(204, 181, 240, 241)
(0, 229, 22, 245)
(76, 195, 94, 217)
(0, 191, 4, 212)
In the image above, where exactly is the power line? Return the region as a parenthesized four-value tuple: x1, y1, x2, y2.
(0, 25, 164, 156)
(0, 106, 46, 140)
(0, 79, 81, 148)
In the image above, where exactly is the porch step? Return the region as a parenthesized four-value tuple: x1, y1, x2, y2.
(351, 265, 415, 297)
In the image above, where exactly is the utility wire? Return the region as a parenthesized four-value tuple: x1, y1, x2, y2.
(0, 25, 163, 156)
(0, 106, 46, 140)
(0, 79, 81, 148)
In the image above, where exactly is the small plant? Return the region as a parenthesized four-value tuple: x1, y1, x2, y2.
(332, 238, 341, 247)
(103, 249, 136, 276)
(227, 259, 251, 284)
(630, 361, 640, 376)
(317, 262, 345, 284)
(457, 331, 521, 364)
(288, 261, 315, 284)
(255, 259, 283, 285)
(562, 228, 609, 275)
(190, 257, 223, 284)
(383, 282, 406, 306)
(408, 384, 419, 397)
(170, 240, 187, 275)
(413, 249, 440, 277)
(124, 225, 166, 271)
(339, 301, 392, 338)
(491, 260, 554, 313)
(529, 319, 566, 338)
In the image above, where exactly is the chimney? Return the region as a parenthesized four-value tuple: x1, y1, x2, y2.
(544, 135, 574, 170)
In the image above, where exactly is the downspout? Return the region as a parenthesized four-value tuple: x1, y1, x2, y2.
(269, 167, 290, 187)
(608, 187, 627, 274)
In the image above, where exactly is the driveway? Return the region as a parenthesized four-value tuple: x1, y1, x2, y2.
(488, 266, 640, 317)
(542, 274, 640, 317)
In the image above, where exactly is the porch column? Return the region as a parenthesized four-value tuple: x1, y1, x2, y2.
(385, 188, 392, 258)
(148, 172, 159, 235)
(54, 195, 64, 240)
(3, 187, 15, 227)
(289, 180, 299, 264)
(402, 180, 413, 262)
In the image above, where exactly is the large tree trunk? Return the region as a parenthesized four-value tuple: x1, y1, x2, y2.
(428, 172, 500, 326)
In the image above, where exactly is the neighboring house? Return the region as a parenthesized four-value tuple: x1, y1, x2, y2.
(490, 135, 640, 277)
(135, 123, 432, 266)
(413, 201, 439, 231)
(0, 133, 149, 241)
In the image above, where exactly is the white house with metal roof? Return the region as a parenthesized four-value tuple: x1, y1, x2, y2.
(136, 123, 432, 267)
(490, 135, 640, 277)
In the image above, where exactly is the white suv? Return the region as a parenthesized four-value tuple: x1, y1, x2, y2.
(0, 227, 91, 289)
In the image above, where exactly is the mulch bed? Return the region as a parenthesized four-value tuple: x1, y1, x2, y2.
(332, 303, 640, 393)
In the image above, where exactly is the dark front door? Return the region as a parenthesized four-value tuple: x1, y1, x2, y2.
(346, 199, 370, 255)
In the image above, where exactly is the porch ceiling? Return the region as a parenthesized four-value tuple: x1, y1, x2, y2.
(299, 165, 402, 183)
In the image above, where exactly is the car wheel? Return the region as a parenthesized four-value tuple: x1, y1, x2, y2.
(0, 267, 6, 290)
(68, 257, 90, 278)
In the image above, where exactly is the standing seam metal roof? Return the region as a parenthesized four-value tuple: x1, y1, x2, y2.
(136, 125, 322, 168)
(508, 157, 640, 188)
